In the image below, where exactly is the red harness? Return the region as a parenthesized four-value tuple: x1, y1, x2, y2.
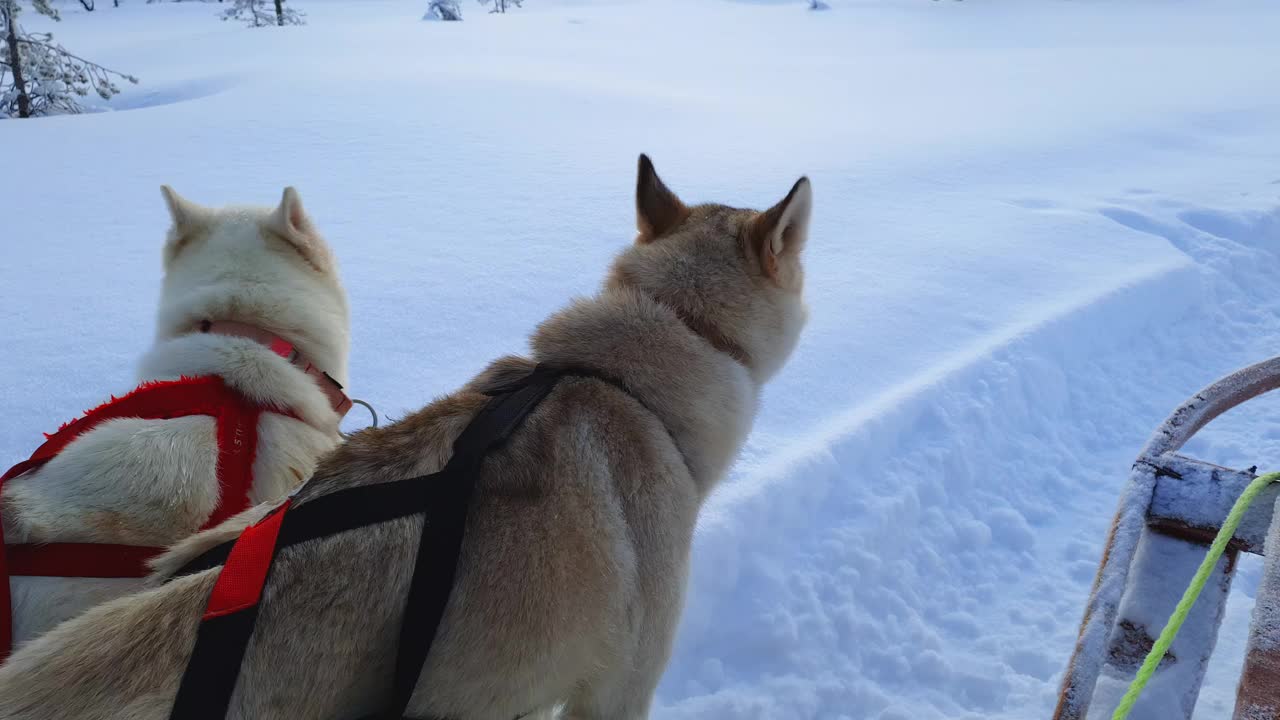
(0, 322, 351, 661)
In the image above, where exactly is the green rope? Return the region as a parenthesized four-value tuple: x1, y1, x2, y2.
(1111, 470, 1280, 720)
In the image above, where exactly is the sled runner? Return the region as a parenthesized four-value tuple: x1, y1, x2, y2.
(1054, 356, 1280, 720)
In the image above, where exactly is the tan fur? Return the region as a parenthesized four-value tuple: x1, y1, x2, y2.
(0, 156, 812, 720)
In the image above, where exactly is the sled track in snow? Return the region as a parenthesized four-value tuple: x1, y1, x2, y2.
(658, 194, 1280, 720)
(108, 75, 245, 113)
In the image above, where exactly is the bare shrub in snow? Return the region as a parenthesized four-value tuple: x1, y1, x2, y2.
(423, 0, 461, 21)
(478, 0, 519, 14)
(1, 0, 138, 118)
(222, 0, 304, 27)
(808, 0, 830, 10)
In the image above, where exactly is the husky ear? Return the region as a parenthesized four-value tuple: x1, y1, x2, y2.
(160, 185, 210, 263)
(635, 154, 690, 242)
(160, 185, 208, 234)
(265, 187, 325, 267)
(750, 177, 812, 281)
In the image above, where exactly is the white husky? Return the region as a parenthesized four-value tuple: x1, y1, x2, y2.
(0, 186, 351, 655)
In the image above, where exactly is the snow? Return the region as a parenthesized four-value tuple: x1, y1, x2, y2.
(3, 0, 1280, 718)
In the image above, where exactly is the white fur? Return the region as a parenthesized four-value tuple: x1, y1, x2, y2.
(0, 187, 349, 651)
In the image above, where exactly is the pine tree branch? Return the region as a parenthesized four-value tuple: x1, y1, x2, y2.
(30, 0, 60, 21)
(16, 35, 138, 82)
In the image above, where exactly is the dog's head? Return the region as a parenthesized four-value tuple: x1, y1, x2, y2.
(153, 186, 351, 384)
(607, 155, 812, 384)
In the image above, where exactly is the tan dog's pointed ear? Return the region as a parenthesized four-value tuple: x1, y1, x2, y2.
(750, 177, 812, 281)
(265, 187, 328, 270)
(160, 185, 207, 233)
(635, 154, 689, 242)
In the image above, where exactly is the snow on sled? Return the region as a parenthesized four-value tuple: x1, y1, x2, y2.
(1054, 357, 1280, 720)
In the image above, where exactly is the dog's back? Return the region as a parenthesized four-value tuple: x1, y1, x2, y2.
(0, 359, 708, 720)
(0, 157, 811, 720)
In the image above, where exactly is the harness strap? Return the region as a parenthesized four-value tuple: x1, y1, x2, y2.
(200, 320, 354, 419)
(388, 366, 565, 718)
(170, 499, 292, 720)
(4, 544, 161, 578)
(204, 401, 265, 531)
(2, 377, 237, 483)
(167, 365, 582, 720)
(0, 377, 295, 661)
(175, 477, 444, 579)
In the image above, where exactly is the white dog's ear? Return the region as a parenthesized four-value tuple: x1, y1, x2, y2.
(265, 187, 326, 268)
(635, 154, 690, 242)
(160, 185, 208, 233)
(160, 185, 210, 264)
(750, 177, 812, 282)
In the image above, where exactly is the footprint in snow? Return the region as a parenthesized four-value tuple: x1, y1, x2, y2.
(1003, 648, 1057, 681)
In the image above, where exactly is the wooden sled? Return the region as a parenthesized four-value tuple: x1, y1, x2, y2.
(1054, 356, 1280, 720)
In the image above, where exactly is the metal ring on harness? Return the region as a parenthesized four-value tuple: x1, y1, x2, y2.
(350, 398, 379, 428)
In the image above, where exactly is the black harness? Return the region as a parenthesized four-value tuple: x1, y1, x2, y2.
(167, 365, 614, 720)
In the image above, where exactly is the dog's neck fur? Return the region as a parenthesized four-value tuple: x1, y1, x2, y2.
(531, 286, 757, 494)
(136, 329, 343, 436)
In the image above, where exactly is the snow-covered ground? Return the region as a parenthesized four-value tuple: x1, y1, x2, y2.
(3, 0, 1280, 718)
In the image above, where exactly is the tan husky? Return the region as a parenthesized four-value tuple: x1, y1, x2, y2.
(0, 156, 811, 720)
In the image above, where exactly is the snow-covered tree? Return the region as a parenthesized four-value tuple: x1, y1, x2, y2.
(477, 0, 519, 14)
(1, 0, 138, 118)
(423, 0, 461, 21)
(221, 0, 303, 27)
